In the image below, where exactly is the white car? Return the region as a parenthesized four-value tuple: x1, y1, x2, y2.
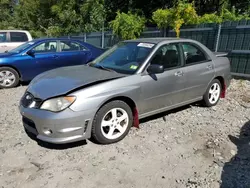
(0, 30, 32, 53)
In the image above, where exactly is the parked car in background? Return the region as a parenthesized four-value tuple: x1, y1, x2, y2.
(0, 38, 105, 88)
(19, 38, 231, 145)
(0, 30, 32, 53)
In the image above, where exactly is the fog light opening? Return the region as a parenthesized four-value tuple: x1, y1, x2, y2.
(43, 128, 53, 135)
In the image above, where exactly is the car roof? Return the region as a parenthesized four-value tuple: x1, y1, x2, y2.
(30, 38, 84, 42)
(124, 37, 192, 44)
(0, 30, 30, 33)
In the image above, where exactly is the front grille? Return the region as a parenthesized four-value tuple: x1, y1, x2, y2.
(21, 92, 42, 108)
(22, 116, 37, 130)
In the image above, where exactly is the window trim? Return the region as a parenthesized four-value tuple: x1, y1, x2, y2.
(180, 42, 211, 66)
(58, 40, 89, 53)
(31, 40, 59, 54)
(0, 32, 9, 43)
(145, 42, 184, 72)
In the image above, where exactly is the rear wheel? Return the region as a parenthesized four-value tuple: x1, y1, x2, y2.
(202, 79, 222, 107)
(0, 67, 19, 89)
(91, 100, 133, 144)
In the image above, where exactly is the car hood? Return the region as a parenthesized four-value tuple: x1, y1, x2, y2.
(0, 53, 15, 58)
(27, 65, 126, 100)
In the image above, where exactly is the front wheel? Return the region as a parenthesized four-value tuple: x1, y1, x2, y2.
(0, 67, 19, 89)
(202, 79, 222, 107)
(91, 100, 133, 144)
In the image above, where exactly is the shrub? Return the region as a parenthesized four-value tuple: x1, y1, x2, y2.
(109, 11, 146, 40)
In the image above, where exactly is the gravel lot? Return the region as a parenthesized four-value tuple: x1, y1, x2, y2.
(0, 79, 250, 188)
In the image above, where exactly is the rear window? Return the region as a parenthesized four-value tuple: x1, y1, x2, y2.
(0, 32, 7, 42)
(10, 32, 28, 42)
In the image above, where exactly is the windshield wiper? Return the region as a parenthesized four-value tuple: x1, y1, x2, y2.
(91, 64, 117, 73)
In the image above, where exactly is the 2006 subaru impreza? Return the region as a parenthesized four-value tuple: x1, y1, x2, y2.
(19, 38, 231, 145)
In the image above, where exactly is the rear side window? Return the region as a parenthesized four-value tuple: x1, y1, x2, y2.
(0, 32, 7, 42)
(60, 41, 87, 52)
(10, 32, 28, 42)
(182, 43, 207, 65)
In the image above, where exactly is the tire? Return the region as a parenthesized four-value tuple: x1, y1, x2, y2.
(202, 79, 222, 107)
(0, 67, 19, 89)
(91, 100, 133, 144)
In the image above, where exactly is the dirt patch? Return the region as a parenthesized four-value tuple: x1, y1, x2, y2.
(0, 79, 250, 188)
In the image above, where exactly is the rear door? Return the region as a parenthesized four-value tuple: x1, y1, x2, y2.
(140, 43, 188, 114)
(181, 42, 215, 101)
(0, 32, 8, 53)
(6, 32, 29, 51)
(58, 40, 90, 66)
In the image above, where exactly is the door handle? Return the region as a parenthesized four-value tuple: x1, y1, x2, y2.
(53, 55, 59, 59)
(174, 71, 184, 77)
(206, 65, 213, 70)
(1, 45, 7, 47)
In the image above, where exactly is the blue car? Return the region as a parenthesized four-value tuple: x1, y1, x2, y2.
(0, 38, 105, 88)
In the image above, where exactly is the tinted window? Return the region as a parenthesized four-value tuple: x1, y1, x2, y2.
(60, 41, 87, 51)
(10, 32, 28, 42)
(33, 41, 57, 53)
(88, 42, 155, 74)
(0, 32, 7, 42)
(182, 43, 207, 65)
(151, 43, 181, 69)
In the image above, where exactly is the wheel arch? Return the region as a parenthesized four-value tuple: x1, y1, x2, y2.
(0, 65, 21, 80)
(96, 96, 139, 128)
(214, 76, 226, 98)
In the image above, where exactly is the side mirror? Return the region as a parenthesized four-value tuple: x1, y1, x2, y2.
(26, 49, 35, 57)
(147, 64, 164, 74)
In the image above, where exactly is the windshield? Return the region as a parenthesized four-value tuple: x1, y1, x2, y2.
(8, 41, 35, 53)
(88, 41, 155, 74)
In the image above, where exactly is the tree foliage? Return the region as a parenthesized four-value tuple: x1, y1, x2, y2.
(0, 0, 106, 37)
(109, 11, 146, 40)
(0, 0, 249, 38)
(152, 1, 198, 37)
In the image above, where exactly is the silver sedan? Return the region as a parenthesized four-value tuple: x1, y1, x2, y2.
(19, 38, 231, 145)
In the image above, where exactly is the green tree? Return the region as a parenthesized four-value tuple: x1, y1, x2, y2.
(152, 1, 198, 37)
(199, 13, 223, 24)
(51, 0, 106, 36)
(109, 11, 146, 40)
(0, 0, 16, 29)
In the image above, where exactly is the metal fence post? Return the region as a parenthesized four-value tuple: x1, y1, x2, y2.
(101, 22, 105, 48)
(215, 24, 222, 52)
(84, 33, 87, 42)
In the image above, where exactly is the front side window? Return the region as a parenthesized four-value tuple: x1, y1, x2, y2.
(88, 42, 155, 74)
(0, 32, 7, 43)
(150, 43, 181, 69)
(10, 32, 28, 42)
(33, 41, 57, 53)
(60, 41, 87, 51)
(182, 43, 207, 65)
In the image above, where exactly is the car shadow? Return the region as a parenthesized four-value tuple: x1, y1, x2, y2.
(139, 103, 193, 124)
(220, 120, 250, 188)
(24, 129, 87, 150)
(20, 81, 30, 87)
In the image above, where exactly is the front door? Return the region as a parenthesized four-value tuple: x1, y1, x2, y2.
(140, 43, 187, 115)
(180, 42, 215, 101)
(6, 32, 29, 52)
(0, 32, 8, 53)
(18, 40, 60, 80)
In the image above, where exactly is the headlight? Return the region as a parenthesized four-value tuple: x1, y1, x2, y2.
(40, 96, 76, 112)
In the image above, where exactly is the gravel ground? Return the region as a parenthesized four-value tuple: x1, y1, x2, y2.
(0, 79, 250, 188)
